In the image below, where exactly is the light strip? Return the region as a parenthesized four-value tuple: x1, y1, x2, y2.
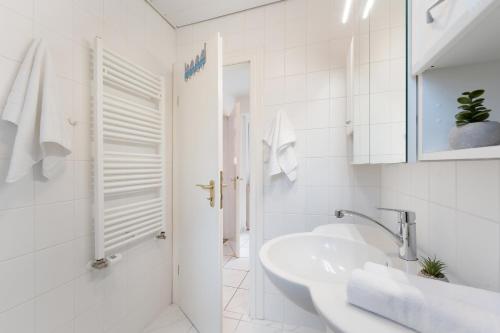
(362, 0, 375, 19)
(342, 0, 353, 24)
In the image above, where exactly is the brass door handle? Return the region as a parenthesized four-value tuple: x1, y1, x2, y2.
(196, 180, 215, 207)
(196, 183, 214, 190)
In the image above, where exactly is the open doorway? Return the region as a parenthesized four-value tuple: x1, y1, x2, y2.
(222, 62, 252, 317)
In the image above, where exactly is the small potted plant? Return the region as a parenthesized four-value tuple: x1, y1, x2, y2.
(418, 256, 448, 282)
(449, 89, 500, 149)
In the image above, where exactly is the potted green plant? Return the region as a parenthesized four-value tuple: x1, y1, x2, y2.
(418, 256, 448, 282)
(449, 89, 500, 149)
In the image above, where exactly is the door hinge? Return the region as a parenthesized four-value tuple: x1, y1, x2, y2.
(176, 96, 179, 107)
(177, 264, 180, 276)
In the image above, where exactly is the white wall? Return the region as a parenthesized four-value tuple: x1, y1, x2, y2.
(0, 1, 176, 332)
(380, 160, 500, 292)
(177, 0, 380, 329)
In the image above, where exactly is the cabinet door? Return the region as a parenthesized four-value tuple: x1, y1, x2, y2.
(412, 0, 483, 74)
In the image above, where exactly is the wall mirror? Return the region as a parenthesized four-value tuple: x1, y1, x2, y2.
(347, 0, 408, 164)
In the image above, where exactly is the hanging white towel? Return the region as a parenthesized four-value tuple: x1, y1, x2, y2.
(1, 39, 71, 183)
(263, 110, 298, 181)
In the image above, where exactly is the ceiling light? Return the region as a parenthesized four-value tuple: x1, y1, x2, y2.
(362, 0, 375, 19)
(342, 0, 353, 24)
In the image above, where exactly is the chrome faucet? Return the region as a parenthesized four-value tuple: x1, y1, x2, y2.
(334, 208, 417, 261)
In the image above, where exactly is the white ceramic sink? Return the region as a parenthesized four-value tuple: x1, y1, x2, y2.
(259, 232, 390, 313)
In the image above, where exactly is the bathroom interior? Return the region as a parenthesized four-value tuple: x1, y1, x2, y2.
(1, 0, 500, 332)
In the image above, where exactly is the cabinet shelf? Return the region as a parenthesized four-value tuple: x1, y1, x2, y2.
(418, 60, 500, 161)
(420, 145, 500, 161)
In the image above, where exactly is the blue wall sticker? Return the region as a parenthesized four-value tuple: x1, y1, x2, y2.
(184, 43, 207, 81)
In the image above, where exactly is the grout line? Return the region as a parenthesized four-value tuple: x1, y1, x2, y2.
(236, 271, 249, 289)
(224, 287, 238, 311)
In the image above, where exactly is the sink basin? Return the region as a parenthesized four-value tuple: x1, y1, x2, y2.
(259, 232, 390, 313)
(313, 223, 397, 254)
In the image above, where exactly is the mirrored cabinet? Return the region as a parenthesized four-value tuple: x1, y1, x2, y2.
(347, 0, 408, 164)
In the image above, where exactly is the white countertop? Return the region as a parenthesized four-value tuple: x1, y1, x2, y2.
(310, 283, 416, 333)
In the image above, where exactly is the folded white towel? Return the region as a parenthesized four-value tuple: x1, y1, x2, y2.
(347, 269, 500, 333)
(364, 262, 500, 315)
(263, 110, 298, 181)
(2, 39, 71, 182)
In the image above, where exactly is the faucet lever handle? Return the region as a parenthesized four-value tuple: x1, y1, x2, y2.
(377, 207, 406, 213)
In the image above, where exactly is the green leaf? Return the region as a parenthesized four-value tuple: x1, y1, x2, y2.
(470, 98, 485, 106)
(459, 105, 473, 111)
(456, 120, 469, 126)
(457, 97, 471, 104)
(455, 111, 472, 120)
(420, 256, 447, 278)
(471, 111, 490, 121)
(469, 89, 485, 99)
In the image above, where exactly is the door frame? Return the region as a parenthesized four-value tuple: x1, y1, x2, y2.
(223, 49, 265, 319)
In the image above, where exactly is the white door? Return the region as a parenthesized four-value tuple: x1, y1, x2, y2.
(173, 34, 223, 333)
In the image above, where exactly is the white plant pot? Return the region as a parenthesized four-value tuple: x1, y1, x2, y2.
(449, 121, 500, 150)
(418, 271, 449, 283)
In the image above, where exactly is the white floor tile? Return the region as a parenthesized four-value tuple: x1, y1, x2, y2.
(143, 304, 294, 333)
(224, 269, 247, 288)
(224, 310, 243, 321)
(142, 305, 194, 333)
(224, 317, 240, 333)
(155, 319, 193, 333)
(144, 306, 188, 331)
(223, 286, 238, 308)
(226, 289, 249, 314)
(225, 257, 250, 271)
(283, 325, 325, 333)
(236, 320, 282, 333)
(239, 274, 250, 290)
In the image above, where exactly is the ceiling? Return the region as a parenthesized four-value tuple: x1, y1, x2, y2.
(149, 0, 282, 27)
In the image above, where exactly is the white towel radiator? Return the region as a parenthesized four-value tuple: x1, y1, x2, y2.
(92, 37, 166, 269)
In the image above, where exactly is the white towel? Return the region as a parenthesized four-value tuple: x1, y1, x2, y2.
(363, 262, 500, 315)
(263, 110, 297, 181)
(347, 268, 500, 333)
(1, 39, 71, 183)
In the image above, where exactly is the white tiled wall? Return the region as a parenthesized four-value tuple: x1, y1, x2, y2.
(368, 0, 406, 164)
(0, 1, 175, 332)
(177, 0, 380, 329)
(380, 160, 500, 292)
